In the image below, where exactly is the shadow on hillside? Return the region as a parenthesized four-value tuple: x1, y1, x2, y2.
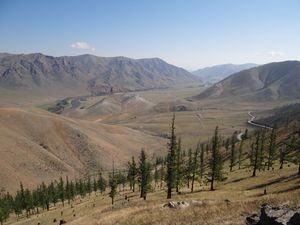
(274, 185, 300, 194)
(246, 174, 299, 190)
(224, 175, 251, 184)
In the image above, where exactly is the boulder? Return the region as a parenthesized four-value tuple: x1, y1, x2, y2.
(246, 214, 260, 225)
(163, 201, 190, 209)
(246, 203, 300, 225)
(288, 212, 300, 225)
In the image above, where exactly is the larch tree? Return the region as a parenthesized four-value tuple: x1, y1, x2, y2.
(210, 126, 223, 191)
(98, 172, 107, 194)
(175, 137, 184, 193)
(109, 160, 117, 205)
(199, 143, 205, 179)
(58, 177, 65, 206)
(238, 139, 244, 169)
(252, 130, 260, 177)
(186, 148, 193, 188)
(191, 145, 199, 193)
(230, 134, 236, 172)
(267, 127, 277, 170)
(139, 149, 152, 200)
(166, 113, 177, 199)
(127, 156, 137, 192)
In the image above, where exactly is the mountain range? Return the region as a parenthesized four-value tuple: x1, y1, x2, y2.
(192, 63, 257, 84)
(193, 61, 300, 101)
(0, 53, 199, 104)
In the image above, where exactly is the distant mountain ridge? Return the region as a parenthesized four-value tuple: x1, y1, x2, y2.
(192, 61, 300, 101)
(0, 53, 199, 103)
(192, 63, 258, 84)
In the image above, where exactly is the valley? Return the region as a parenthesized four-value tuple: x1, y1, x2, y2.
(0, 55, 299, 225)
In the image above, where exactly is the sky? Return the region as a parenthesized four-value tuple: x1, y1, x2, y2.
(0, 0, 299, 70)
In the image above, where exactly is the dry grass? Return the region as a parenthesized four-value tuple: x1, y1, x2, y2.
(7, 163, 300, 225)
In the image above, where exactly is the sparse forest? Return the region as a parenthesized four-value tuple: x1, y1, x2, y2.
(1, 113, 299, 225)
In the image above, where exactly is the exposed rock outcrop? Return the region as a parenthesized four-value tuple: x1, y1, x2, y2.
(246, 203, 300, 225)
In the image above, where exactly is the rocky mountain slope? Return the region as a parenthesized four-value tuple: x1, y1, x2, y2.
(192, 61, 300, 101)
(0, 53, 199, 105)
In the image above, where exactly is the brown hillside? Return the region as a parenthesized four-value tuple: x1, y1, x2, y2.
(193, 61, 300, 101)
(0, 107, 166, 192)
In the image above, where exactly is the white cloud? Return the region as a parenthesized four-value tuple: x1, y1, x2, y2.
(70, 41, 95, 51)
(268, 51, 285, 57)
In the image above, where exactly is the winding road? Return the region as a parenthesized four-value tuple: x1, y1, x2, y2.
(236, 111, 273, 141)
(247, 111, 273, 130)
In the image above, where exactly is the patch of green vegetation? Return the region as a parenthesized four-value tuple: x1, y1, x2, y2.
(39, 98, 72, 114)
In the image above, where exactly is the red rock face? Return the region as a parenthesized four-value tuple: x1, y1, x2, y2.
(89, 84, 121, 96)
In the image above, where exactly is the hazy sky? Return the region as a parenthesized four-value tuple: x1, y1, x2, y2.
(0, 0, 299, 69)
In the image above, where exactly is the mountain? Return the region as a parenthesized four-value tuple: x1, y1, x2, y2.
(0, 107, 165, 192)
(192, 61, 300, 101)
(0, 53, 199, 105)
(192, 63, 257, 84)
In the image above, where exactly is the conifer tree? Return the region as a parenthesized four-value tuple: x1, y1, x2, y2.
(166, 114, 177, 199)
(87, 176, 92, 196)
(279, 145, 286, 169)
(175, 137, 184, 192)
(230, 134, 236, 172)
(58, 177, 65, 206)
(48, 181, 57, 206)
(24, 189, 33, 217)
(127, 157, 137, 192)
(109, 161, 117, 205)
(0, 206, 8, 225)
(31, 189, 39, 214)
(206, 143, 210, 154)
(69, 181, 75, 201)
(154, 161, 159, 189)
(191, 146, 199, 192)
(186, 148, 193, 188)
(252, 130, 260, 177)
(258, 128, 266, 171)
(19, 182, 27, 215)
(199, 143, 205, 179)
(41, 182, 50, 210)
(267, 127, 277, 170)
(238, 139, 244, 169)
(93, 178, 97, 193)
(97, 172, 107, 194)
(225, 138, 230, 153)
(65, 177, 71, 204)
(209, 126, 223, 191)
(108, 174, 117, 205)
(139, 149, 152, 200)
(13, 191, 22, 218)
(159, 160, 165, 189)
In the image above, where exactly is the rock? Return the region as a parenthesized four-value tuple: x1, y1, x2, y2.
(246, 203, 300, 225)
(260, 203, 290, 225)
(288, 212, 300, 225)
(246, 214, 260, 225)
(163, 201, 190, 209)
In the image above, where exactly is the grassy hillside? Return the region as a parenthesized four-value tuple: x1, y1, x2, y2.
(193, 61, 300, 102)
(0, 107, 166, 192)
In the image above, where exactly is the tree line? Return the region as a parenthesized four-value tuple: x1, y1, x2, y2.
(0, 173, 110, 224)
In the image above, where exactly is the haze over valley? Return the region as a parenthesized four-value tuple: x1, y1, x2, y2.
(0, 1, 300, 225)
